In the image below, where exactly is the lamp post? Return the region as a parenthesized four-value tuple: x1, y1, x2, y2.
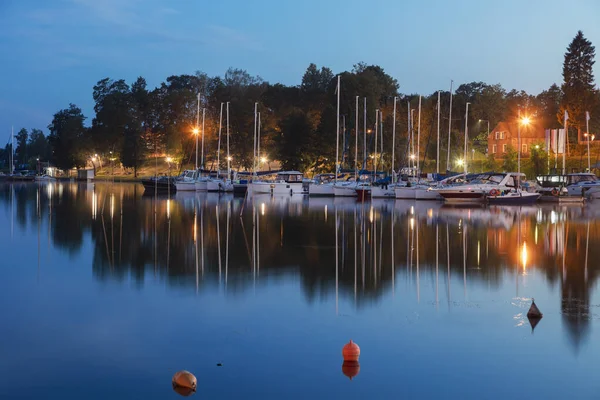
(517, 114, 530, 176)
(584, 133, 595, 171)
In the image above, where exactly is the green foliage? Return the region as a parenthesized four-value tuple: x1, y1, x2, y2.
(277, 110, 314, 171)
(47, 104, 88, 170)
(502, 145, 518, 172)
(528, 142, 548, 177)
(484, 152, 497, 171)
(15, 128, 28, 165)
(561, 30, 596, 133)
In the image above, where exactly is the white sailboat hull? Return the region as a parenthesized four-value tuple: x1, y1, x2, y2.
(414, 187, 442, 200)
(333, 183, 358, 197)
(371, 186, 395, 198)
(309, 183, 335, 196)
(395, 187, 416, 199)
(175, 181, 197, 191)
(195, 180, 207, 191)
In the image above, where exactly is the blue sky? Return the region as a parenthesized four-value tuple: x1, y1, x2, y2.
(1, 0, 599, 136)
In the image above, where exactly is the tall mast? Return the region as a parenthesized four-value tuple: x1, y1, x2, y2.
(417, 95, 422, 178)
(436, 91, 441, 175)
(380, 110, 383, 175)
(201, 108, 205, 169)
(196, 93, 200, 170)
(226, 102, 230, 179)
(363, 97, 367, 169)
(355, 96, 359, 181)
(392, 97, 397, 183)
(464, 102, 470, 175)
(446, 80, 454, 172)
(217, 103, 223, 176)
(335, 75, 340, 184)
(253, 102, 257, 176)
(10, 126, 14, 175)
(407, 102, 411, 172)
(258, 112, 261, 171)
(374, 109, 379, 178)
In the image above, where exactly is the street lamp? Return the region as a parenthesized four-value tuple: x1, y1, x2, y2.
(584, 133, 595, 171)
(456, 158, 464, 167)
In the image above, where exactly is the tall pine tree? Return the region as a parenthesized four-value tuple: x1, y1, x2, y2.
(561, 30, 596, 143)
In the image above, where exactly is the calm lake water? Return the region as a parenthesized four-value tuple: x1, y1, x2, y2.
(1, 182, 599, 399)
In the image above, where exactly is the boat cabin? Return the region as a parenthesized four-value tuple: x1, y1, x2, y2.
(566, 173, 598, 185)
(277, 171, 304, 183)
(468, 172, 525, 187)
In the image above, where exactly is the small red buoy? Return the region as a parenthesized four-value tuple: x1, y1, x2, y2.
(342, 340, 360, 361)
(342, 360, 360, 380)
(172, 370, 197, 394)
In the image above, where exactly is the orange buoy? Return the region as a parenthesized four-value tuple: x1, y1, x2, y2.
(172, 370, 197, 394)
(173, 385, 196, 397)
(527, 298, 543, 319)
(342, 360, 360, 380)
(342, 340, 360, 361)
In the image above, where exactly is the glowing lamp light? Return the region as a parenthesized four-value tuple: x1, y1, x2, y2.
(409, 154, 416, 160)
(456, 158, 464, 167)
(521, 116, 531, 126)
(260, 157, 267, 164)
(227, 156, 233, 161)
(193, 127, 199, 135)
(166, 156, 173, 163)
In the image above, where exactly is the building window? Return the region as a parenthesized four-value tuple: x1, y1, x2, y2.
(492, 144, 497, 154)
(522, 144, 527, 153)
(500, 132, 505, 139)
(495, 132, 499, 140)
(503, 144, 507, 153)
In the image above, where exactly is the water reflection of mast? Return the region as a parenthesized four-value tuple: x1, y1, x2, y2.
(416, 214, 420, 303)
(361, 202, 365, 291)
(194, 199, 199, 293)
(585, 219, 590, 283)
(446, 223, 451, 305)
(373, 206, 377, 286)
(435, 224, 439, 308)
(226, 200, 231, 287)
(354, 207, 358, 301)
(37, 183, 41, 281)
(217, 204, 222, 284)
(167, 199, 171, 270)
(391, 206, 395, 296)
(463, 220, 467, 300)
(252, 205, 256, 286)
(335, 206, 339, 315)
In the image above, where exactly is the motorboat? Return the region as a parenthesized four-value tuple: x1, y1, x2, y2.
(564, 173, 600, 197)
(141, 176, 176, 193)
(35, 174, 56, 182)
(436, 172, 525, 203)
(174, 170, 197, 191)
(308, 173, 336, 197)
(250, 171, 305, 195)
(487, 189, 541, 205)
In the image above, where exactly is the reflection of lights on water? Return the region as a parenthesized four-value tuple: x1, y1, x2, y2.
(261, 203, 265, 216)
(477, 241, 480, 266)
(536, 209, 543, 223)
(92, 191, 97, 220)
(535, 226, 538, 245)
(369, 207, 374, 223)
(193, 213, 197, 242)
(521, 241, 528, 271)
(110, 193, 115, 219)
(58, 184, 64, 198)
(324, 205, 327, 222)
(47, 183, 53, 200)
(166, 199, 171, 219)
(550, 211, 557, 224)
(410, 206, 414, 215)
(427, 208, 433, 219)
(410, 217, 414, 230)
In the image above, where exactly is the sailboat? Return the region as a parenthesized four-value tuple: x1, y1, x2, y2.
(206, 103, 233, 192)
(309, 75, 341, 197)
(333, 94, 365, 197)
(195, 106, 208, 191)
